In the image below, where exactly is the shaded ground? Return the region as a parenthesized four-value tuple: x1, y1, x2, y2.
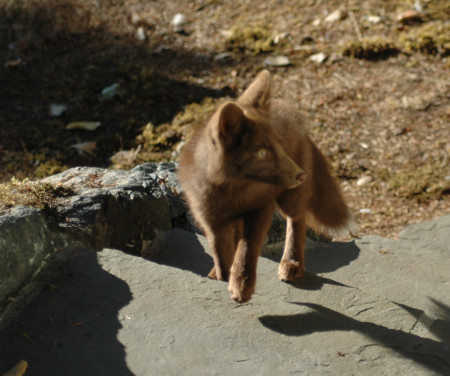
(1, 219, 450, 375)
(0, 0, 449, 237)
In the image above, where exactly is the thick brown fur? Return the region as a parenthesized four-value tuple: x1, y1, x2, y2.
(178, 70, 354, 303)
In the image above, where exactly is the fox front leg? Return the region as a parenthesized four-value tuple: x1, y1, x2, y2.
(204, 223, 237, 281)
(278, 216, 306, 282)
(228, 205, 274, 303)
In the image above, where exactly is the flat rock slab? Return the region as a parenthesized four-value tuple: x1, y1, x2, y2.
(1, 216, 449, 375)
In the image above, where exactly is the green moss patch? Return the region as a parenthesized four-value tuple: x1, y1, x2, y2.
(125, 97, 222, 164)
(341, 20, 449, 59)
(341, 37, 399, 59)
(398, 21, 450, 56)
(421, 0, 450, 21)
(0, 178, 75, 214)
(380, 163, 450, 201)
(224, 22, 275, 54)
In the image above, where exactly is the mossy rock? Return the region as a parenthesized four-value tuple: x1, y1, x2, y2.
(0, 178, 75, 213)
(422, 0, 450, 21)
(33, 159, 67, 178)
(381, 163, 450, 201)
(398, 21, 450, 56)
(341, 37, 399, 59)
(224, 22, 274, 54)
(130, 97, 223, 165)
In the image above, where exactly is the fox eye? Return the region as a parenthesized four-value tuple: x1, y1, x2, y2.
(256, 148, 268, 160)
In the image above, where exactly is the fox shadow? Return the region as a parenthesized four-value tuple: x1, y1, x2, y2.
(0, 250, 134, 376)
(262, 237, 360, 291)
(259, 301, 450, 374)
(152, 228, 214, 277)
(152, 228, 360, 290)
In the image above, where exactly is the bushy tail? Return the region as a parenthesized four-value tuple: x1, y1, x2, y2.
(306, 141, 356, 237)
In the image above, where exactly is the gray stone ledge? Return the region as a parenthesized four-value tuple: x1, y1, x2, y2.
(0, 163, 177, 327)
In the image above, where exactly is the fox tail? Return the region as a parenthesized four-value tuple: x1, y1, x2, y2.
(306, 140, 357, 238)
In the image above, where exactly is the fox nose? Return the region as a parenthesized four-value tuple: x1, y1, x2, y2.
(296, 172, 307, 182)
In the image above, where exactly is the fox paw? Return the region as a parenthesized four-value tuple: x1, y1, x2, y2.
(278, 260, 305, 282)
(228, 275, 255, 303)
(208, 267, 218, 280)
(208, 266, 229, 281)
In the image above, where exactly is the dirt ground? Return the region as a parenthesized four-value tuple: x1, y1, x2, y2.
(0, 0, 449, 238)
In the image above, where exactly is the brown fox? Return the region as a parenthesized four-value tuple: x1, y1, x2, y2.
(178, 70, 354, 303)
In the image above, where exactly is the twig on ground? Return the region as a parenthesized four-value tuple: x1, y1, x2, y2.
(349, 10, 363, 41)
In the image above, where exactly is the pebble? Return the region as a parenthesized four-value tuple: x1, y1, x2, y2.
(401, 95, 431, 111)
(66, 122, 101, 131)
(136, 26, 146, 41)
(396, 10, 422, 24)
(357, 176, 372, 186)
(359, 208, 372, 214)
(324, 9, 345, 23)
(101, 83, 122, 100)
(49, 104, 67, 117)
(309, 52, 327, 64)
(264, 55, 291, 67)
(5, 58, 23, 68)
(365, 15, 382, 24)
(171, 13, 187, 29)
(214, 52, 232, 61)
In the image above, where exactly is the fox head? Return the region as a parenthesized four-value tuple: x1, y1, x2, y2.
(206, 70, 306, 189)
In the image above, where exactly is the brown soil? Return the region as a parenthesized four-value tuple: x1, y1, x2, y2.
(1, 0, 449, 238)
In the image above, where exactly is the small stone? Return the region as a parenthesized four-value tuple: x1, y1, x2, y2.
(401, 95, 431, 111)
(101, 83, 122, 101)
(49, 104, 67, 117)
(214, 52, 232, 61)
(365, 15, 382, 24)
(171, 13, 187, 29)
(324, 9, 345, 23)
(309, 52, 327, 64)
(357, 176, 372, 186)
(5, 58, 23, 68)
(359, 208, 372, 214)
(220, 29, 233, 38)
(264, 55, 291, 67)
(136, 26, 146, 41)
(312, 18, 321, 27)
(396, 10, 423, 24)
(66, 121, 102, 131)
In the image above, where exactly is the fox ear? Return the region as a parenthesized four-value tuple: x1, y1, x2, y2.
(237, 70, 271, 108)
(213, 102, 246, 147)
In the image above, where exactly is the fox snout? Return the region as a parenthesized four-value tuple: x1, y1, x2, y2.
(280, 165, 307, 189)
(272, 146, 307, 189)
(296, 172, 307, 183)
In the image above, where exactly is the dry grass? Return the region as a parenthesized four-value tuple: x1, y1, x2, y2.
(0, 178, 74, 214)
